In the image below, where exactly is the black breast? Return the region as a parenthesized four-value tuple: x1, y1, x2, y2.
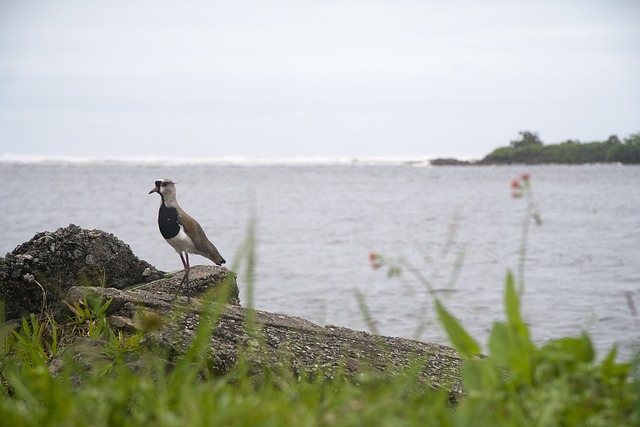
(158, 204, 181, 239)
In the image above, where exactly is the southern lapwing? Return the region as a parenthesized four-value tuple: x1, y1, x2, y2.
(149, 179, 226, 301)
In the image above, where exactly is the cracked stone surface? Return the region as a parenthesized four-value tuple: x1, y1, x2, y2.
(67, 285, 464, 401)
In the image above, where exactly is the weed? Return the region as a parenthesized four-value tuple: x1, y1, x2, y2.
(9, 314, 56, 366)
(66, 295, 114, 340)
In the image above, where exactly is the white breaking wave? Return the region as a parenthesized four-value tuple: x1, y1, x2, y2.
(0, 154, 439, 167)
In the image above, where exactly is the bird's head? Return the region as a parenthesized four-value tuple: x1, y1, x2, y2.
(149, 178, 176, 200)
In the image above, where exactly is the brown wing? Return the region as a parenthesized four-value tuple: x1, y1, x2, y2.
(179, 208, 226, 265)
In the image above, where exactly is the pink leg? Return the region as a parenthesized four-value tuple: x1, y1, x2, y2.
(174, 252, 191, 302)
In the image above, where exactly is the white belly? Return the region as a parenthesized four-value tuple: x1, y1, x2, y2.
(165, 228, 198, 254)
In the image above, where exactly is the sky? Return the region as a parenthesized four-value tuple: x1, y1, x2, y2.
(0, 0, 638, 160)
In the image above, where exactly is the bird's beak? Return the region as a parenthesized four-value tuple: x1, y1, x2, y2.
(149, 186, 159, 194)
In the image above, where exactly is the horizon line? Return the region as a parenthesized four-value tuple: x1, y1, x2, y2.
(0, 154, 480, 166)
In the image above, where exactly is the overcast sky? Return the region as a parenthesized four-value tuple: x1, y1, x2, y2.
(1, 0, 638, 160)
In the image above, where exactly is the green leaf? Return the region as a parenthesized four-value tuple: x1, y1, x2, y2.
(577, 332, 595, 363)
(488, 322, 511, 366)
(600, 346, 631, 379)
(499, 272, 537, 384)
(540, 333, 595, 366)
(505, 271, 533, 342)
(463, 358, 501, 393)
(505, 271, 524, 330)
(436, 299, 481, 358)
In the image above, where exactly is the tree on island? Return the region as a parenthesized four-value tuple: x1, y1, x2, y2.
(510, 131, 543, 148)
(480, 131, 640, 164)
(605, 134, 621, 145)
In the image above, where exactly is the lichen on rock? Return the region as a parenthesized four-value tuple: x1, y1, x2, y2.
(0, 224, 165, 319)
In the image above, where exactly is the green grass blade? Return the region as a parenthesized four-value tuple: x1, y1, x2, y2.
(505, 271, 526, 334)
(435, 299, 480, 359)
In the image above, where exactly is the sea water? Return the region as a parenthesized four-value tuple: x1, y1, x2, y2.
(1, 160, 639, 360)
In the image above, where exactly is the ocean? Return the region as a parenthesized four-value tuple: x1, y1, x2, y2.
(2, 159, 639, 360)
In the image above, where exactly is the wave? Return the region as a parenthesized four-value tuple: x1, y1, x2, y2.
(0, 154, 439, 167)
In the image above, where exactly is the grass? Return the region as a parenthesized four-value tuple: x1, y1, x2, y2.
(1, 268, 637, 426)
(0, 277, 453, 426)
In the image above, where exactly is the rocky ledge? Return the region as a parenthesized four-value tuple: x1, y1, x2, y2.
(1, 225, 464, 401)
(429, 158, 474, 166)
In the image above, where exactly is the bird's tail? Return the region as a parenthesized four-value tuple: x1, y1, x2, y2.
(206, 242, 226, 265)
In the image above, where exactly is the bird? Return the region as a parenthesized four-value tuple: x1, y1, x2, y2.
(149, 178, 226, 301)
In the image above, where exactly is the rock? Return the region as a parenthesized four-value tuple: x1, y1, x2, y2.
(66, 285, 464, 402)
(108, 315, 137, 332)
(0, 224, 166, 319)
(48, 337, 116, 379)
(429, 158, 473, 166)
(127, 264, 240, 306)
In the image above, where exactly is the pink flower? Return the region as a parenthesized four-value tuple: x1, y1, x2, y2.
(511, 178, 523, 198)
(369, 251, 381, 269)
(521, 172, 531, 181)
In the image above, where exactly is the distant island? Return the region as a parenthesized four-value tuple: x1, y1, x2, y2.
(431, 131, 640, 165)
